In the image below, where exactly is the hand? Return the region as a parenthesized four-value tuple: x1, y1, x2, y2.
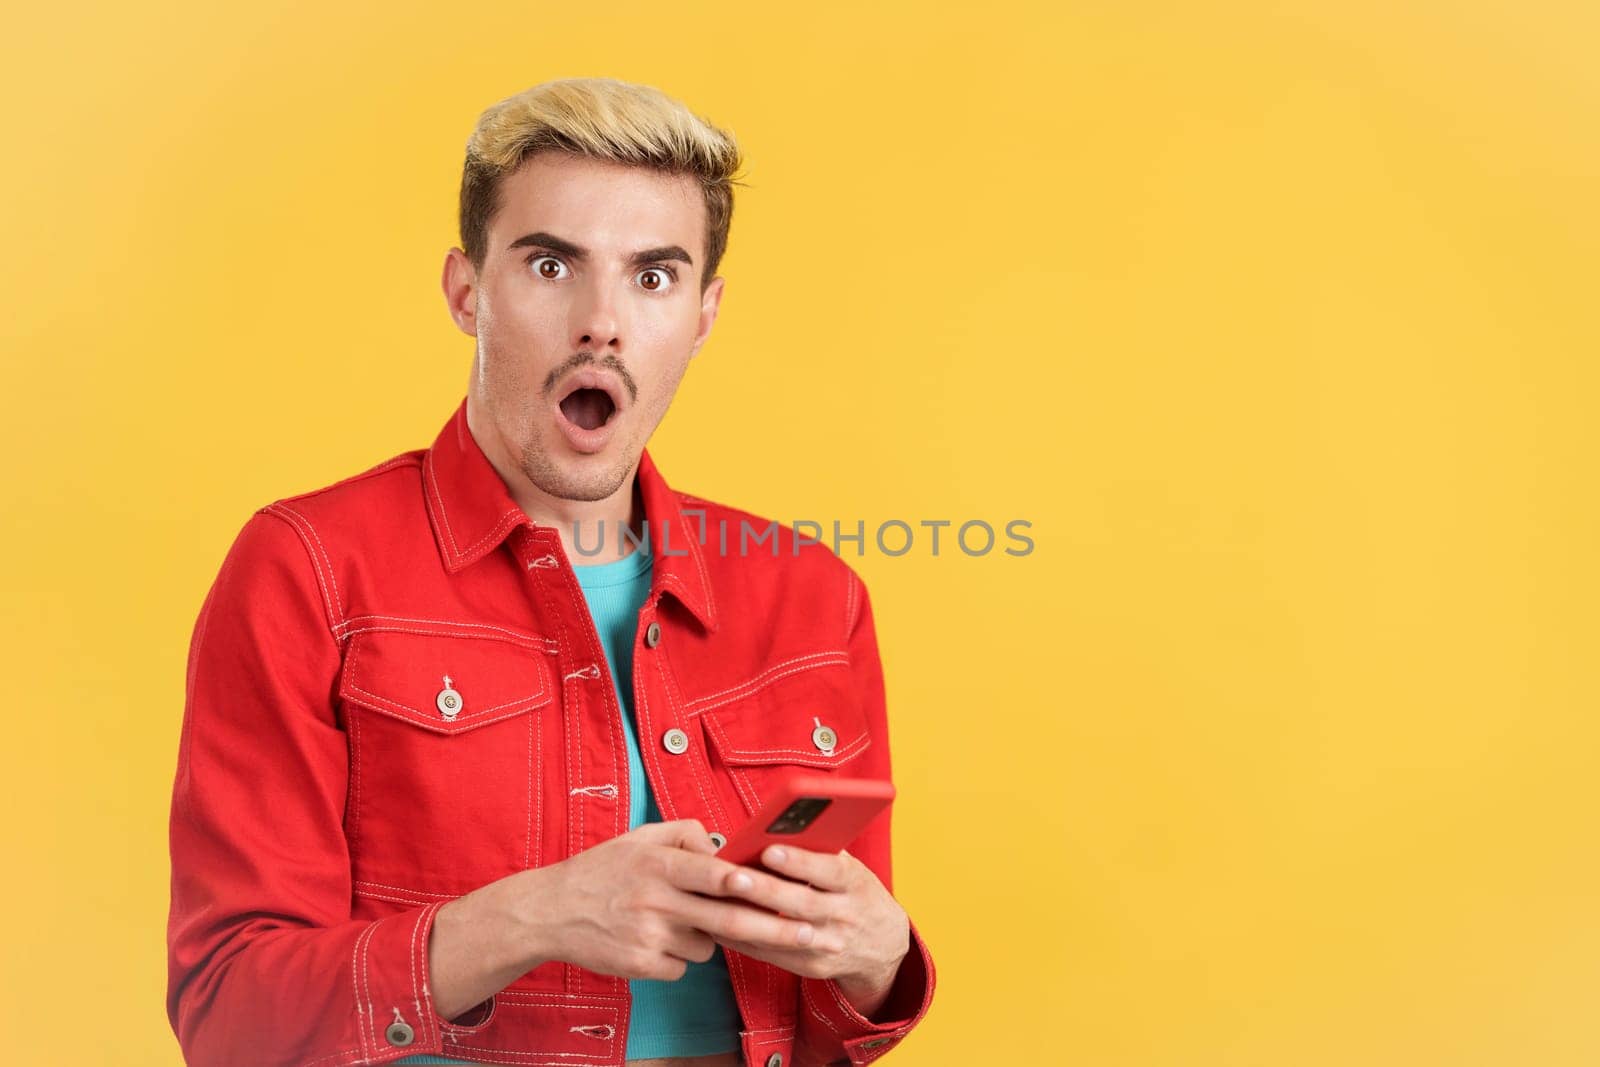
(507, 819, 823, 982)
(708, 844, 910, 1018)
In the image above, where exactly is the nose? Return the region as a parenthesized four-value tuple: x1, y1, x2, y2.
(571, 274, 622, 352)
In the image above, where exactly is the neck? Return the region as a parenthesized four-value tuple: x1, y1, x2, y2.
(465, 397, 646, 565)
(522, 477, 647, 566)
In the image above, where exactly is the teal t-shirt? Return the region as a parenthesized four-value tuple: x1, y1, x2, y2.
(395, 535, 740, 1064)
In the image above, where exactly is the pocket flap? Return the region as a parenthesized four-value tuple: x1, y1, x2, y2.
(699, 658, 871, 768)
(339, 630, 552, 735)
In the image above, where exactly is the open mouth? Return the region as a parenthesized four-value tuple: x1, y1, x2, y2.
(558, 387, 617, 431)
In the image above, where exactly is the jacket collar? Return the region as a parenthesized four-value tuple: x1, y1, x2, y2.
(422, 396, 719, 632)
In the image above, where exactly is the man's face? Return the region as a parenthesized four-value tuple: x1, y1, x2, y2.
(444, 149, 723, 504)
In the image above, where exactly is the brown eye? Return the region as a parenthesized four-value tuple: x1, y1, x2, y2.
(637, 268, 672, 293)
(530, 255, 565, 280)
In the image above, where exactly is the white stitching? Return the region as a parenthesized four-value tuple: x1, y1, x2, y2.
(632, 614, 715, 825)
(488, 990, 627, 1002)
(348, 711, 362, 860)
(268, 503, 345, 623)
(684, 652, 852, 714)
(433, 1052, 611, 1064)
(656, 571, 706, 623)
(424, 448, 462, 558)
(728, 765, 763, 816)
(801, 979, 844, 1038)
(283, 454, 418, 508)
(653, 637, 734, 832)
(635, 675, 678, 820)
(844, 569, 858, 641)
(344, 684, 544, 733)
(534, 703, 540, 870)
(356, 915, 377, 1055)
(355, 921, 376, 1062)
(340, 629, 551, 720)
(722, 950, 754, 1037)
(703, 713, 870, 762)
(441, 990, 498, 1036)
(299, 1047, 367, 1067)
(355, 880, 458, 899)
(457, 511, 527, 562)
(262, 504, 343, 629)
(678, 708, 719, 823)
(354, 887, 440, 907)
(336, 623, 547, 646)
(334, 614, 546, 646)
(438, 1002, 620, 1060)
(532, 653, 547, 866)
(348, 921, 372, 1060)
(420, 901, 449, 1046)
(424, 449, 529, 565)
(409, 905, 430, 1047)
(682, 509, 717, 621)
(826, 976, 868, 1023)
(522, 538, 585, 995)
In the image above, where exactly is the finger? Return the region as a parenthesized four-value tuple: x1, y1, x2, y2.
(664, 890, 818, 950)
(642, 818, 716, 853)
(760, 843, 854, 891)
(656, 846, 747, 896)
(711, 935, 785, 963)
(712, 936, 834, 979)
(662, 925, 718, 965)
(718, 863, 838, 923)
(677, 831, 719, 856)
(718, 923, 846, 956)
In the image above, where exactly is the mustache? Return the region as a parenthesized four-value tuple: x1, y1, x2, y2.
(543, 351, 638, 403)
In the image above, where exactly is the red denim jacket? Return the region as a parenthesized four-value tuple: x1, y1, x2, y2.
(166, 397, 935, 1067)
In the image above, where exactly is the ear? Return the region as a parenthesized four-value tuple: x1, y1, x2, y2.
(688, 275, 726, 360)
(442, 247, 480, 337)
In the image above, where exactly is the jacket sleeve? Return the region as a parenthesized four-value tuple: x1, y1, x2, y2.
(793, 566, 936, 1067)
(167, 508, 474, 1066)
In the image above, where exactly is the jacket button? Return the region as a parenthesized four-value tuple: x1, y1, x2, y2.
(765, 1054, 783, 1067)
(662, 728, 689, 754)
(436, 678, 463, 720)
(811, 723, 837, 754)
(385, 1019, 415, 1047)
(644, 621, 662, 648)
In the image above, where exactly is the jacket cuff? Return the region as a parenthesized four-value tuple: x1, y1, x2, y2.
(800, 921, 935, 1064)
(354, 900, 459, 1062)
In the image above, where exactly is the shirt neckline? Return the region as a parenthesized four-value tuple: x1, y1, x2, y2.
(572, 537, 653, 590)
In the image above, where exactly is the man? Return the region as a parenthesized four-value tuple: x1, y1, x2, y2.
(166, 77, 935, 1067)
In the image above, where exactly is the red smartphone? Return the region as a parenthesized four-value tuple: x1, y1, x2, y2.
(714, 774, 895, 870)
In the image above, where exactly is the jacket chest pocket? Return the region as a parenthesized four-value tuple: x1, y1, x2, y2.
(338, 628, 553, 898)
(697, 659, 873, 820)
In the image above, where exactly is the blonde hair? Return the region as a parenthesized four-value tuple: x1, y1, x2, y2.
(459, 77, 745, 290)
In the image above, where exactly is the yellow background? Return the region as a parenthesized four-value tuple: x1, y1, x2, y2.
(3, 1, 1596, 1063)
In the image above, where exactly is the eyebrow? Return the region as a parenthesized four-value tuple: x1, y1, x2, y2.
(507, 230, 694, 269)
